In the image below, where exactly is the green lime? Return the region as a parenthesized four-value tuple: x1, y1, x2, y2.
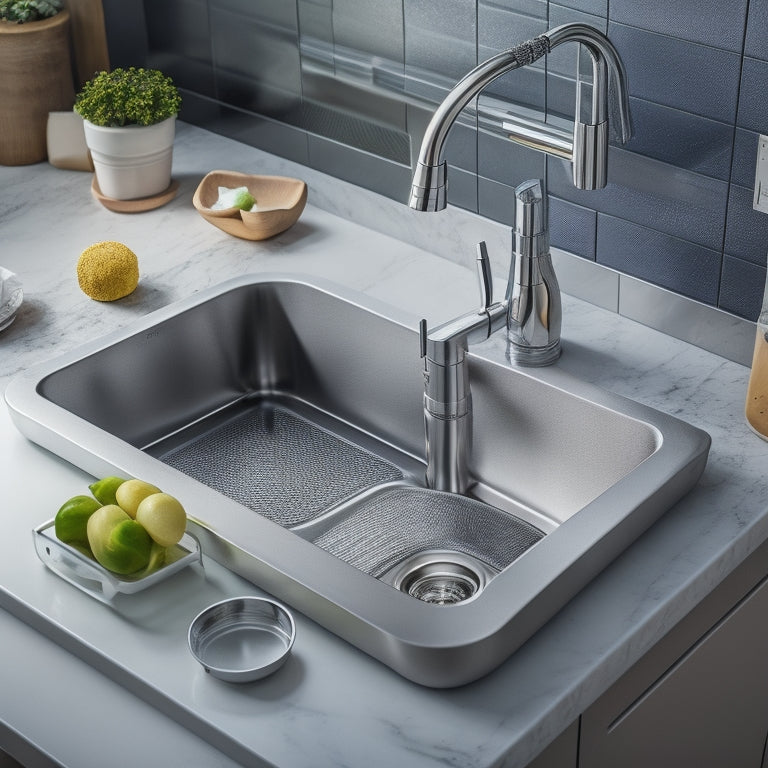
(54, 495, 101, 548)
(88, 475, 127, 506)
(232, 188, 255, 211)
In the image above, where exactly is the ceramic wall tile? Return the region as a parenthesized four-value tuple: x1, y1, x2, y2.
(556, 0, 606, 14)
(745, 0, 768, 61)
(724, 184, 768, 266)
(478, 131, 547, 187)
(332, 0, 403, 62)
(607, 22, 742, 125)
(404, 0, 476, 87)
(209, 0, 302, 120)
(719, 254, 767, 320)
(732, 129, 760, 189)
(102, 0, 148, 69)
(622, 98, 734, 181)
(609, 0, 748, 53)
(737, 58, 768, 132)
(142, 0, 214, 96)
(549, 197, 597, 261)
(182, 95, 311, 166)
(478, 0, 548, 111)
(308, 133, 412, 202)
(597, 214, 721, 304)
(548, 149, 729, 252)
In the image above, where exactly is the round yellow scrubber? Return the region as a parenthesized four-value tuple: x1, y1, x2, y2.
(77, 241, 139, 301)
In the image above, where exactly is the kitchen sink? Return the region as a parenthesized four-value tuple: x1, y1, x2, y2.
(5, 274, 710, 687)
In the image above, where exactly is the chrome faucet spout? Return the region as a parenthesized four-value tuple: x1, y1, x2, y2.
(545, 23, 631, 142)
(408, 22, 631, 211)
(409, 37, 550, 212)
(416, 37, 550, 169)
(545, 23, 632, 189)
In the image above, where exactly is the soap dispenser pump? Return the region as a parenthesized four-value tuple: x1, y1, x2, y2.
(506, 179, 562, 366)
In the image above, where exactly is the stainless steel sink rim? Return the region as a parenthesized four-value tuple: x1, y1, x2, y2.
(4, 272, 711, 687)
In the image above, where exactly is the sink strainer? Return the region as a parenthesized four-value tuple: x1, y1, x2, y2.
(382, 550, 498, 605)
(401, 562, 480, 604)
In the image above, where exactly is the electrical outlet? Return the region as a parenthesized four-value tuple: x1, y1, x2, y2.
(754, 134, 768, 214)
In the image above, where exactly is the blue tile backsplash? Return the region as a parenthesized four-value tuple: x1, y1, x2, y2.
(608, 23, 742, 124)
(596, 214, 722, 305)
(106, 0, 768, 321)
(610, 0, 748, 52)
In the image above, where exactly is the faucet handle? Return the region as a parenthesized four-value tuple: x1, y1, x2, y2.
(476, 241, 493, 310)
(419, 318, 428, 359)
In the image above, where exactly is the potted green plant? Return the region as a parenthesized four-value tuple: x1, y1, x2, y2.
(0, 0, 60, 21)
(0, 0, 74, 166)
(74, 67, 182, 200)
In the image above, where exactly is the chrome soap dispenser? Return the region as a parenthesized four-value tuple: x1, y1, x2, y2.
(506, 179, 562, 366)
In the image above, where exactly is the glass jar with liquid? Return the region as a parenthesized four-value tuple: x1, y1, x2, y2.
(746, 317, 768, 440)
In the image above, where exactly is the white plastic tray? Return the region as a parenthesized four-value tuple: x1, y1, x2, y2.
(33, 519, 202, 602)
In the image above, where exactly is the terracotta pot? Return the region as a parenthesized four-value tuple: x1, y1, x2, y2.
(83, 116, 176, 200)
(0, 10, 75, 166)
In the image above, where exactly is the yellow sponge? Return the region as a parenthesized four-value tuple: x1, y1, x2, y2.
(77, 241, 139, 302)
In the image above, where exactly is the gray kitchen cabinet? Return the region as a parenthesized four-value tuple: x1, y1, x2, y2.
(526, 721, 578, 768)
(578, 536, 768, 768)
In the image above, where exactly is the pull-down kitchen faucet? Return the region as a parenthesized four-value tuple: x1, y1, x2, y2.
(411, 22, 632, 493)
(409, 22, 632, 211)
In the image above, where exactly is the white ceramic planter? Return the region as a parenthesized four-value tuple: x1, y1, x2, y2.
(83, 116, 176, 200)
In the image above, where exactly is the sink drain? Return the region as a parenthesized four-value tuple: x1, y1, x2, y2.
(401, 562, 480, 604)
(382, 550, 498, 605)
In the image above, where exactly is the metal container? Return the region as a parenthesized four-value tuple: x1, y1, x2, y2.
(188, 596, 295, 683)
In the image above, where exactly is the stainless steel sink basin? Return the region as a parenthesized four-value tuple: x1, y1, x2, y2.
(5, 274, 710, 687)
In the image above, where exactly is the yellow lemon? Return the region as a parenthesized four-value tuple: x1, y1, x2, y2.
(136, 492, 187, 547)
(115, 478, 161, 518)
(77, 241, 139, 301)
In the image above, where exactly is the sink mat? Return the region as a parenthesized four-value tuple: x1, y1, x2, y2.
(312, 486, 544, 576)
(160, 402, 403, 527)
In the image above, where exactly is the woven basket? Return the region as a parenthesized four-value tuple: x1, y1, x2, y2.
(0, 11, 75, 165)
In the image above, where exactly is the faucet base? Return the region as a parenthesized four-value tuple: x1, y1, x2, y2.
(507, 339, 561, 367)
(424, 407, 472, 494)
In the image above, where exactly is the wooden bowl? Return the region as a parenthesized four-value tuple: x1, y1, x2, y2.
(193, 170, 307, 240)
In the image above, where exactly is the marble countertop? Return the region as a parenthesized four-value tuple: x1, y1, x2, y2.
(2, 122, 767, 768)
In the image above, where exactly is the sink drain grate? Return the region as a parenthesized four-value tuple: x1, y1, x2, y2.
(395, 555, 484, 604)
(160, 402, 403, 527)
(311, 486, 544, 580)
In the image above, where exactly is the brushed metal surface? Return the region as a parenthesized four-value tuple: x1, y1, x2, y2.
(5, 274, 710, 687)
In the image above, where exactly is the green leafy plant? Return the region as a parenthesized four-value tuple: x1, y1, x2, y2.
(74, 67, 182, 128)
(0, 0, 62, 22)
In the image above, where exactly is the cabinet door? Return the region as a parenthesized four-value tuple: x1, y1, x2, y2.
(580, 573, 768, 768)
(526, 721, 578, 768)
